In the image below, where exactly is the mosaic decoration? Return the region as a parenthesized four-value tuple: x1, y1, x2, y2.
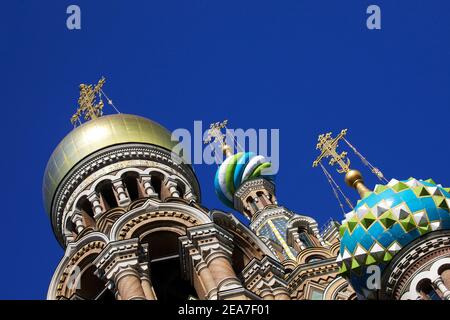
(214, 152, 274, 208)
(337, 177, 450, 298)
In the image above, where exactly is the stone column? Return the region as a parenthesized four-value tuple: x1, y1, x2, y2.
(207, 254, 241, 291)
(88, 192, 103, 217)
(115, 267, 146, 300)
(179, 237, 218, 300)
(183, 224, 250, 300)
(70, 209, 85, 234)
(94, 239, 148, 300)
(184, 189, 197, 202)
(432, 277, 450, 300)
(196, 263, 218, 299)
(139, 263, 157, 300)
(141, 176, 158, 198)
(112, 179, 131, 206)
(165, 179, 181, 198)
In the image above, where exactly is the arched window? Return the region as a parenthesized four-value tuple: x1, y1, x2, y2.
(122, 172, 140, 201)
(256, 191, 268, 207)
(75, 264, 115, 300)
(175, 182, 185, 198)
(417, 278, 442, 300)
(246, 196, 258, 213)
(298, 227, 316, 248)
(96, 181, 118, 210)
(150, 173, 163, 199)
(77, 196, 94, 218)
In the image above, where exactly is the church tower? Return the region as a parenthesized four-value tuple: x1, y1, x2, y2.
(45, 78, 256, 300)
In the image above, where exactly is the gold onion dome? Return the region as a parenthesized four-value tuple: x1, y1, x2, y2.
(42, 113, 176, 215)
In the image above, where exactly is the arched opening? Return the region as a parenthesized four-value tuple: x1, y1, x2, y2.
(122, 172, 140, 201)
(256, 191, 269, 207)
(141, 231, 197, 301)
(175, 182, 186, 198)
(417, 278, 441, 300)
(96, 181, 118, 210)
(298, 226, 317, 248)
(74, 264, 115, 300)
(246, 196, 258, 213)
(150, 173, 163, 199)
(77, 196, 94, 218)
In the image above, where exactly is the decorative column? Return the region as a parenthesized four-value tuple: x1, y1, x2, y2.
(88, 192, 103, 217)
(141, 175, 158, 198)
(112, 179, 131, 206)
(432, 277, 450, 300)
(70, 209, 85, 234)
(179, 238, 218, 300)
(94, 238, 149, 300)
(184, 189, 197, 202)
(139, 262, 157, 300)
(183, 224, 251, 300)
(165, 178, 180, 198)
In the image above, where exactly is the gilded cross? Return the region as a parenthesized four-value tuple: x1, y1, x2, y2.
(71, 77, 106, 127)
(312, 129, 351, 173)
(204, 120, 228, 147)
(204, 120, 233, 157)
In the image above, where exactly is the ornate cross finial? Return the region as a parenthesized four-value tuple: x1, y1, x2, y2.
(203, 120, 233, 157)
(71, 77, 106, 127)
(312, 129, 350, 174)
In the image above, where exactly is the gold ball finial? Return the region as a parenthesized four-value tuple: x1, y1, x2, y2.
(344, 169, 364, 188)
(345, 169, 371, 198)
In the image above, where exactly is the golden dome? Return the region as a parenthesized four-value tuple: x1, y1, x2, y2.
(43, 114, 176, 215)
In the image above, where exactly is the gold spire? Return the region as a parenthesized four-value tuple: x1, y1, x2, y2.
(204, 120, 233, 157)
(313, 129, 370, 198)
(71, 77, 106, 127)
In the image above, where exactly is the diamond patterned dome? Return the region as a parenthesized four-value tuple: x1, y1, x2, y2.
(337, 177, 450, 298)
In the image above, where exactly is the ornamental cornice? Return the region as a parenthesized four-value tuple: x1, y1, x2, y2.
(234, 178, 275, 199)
(287, 258, 339, 290)
(93, 238, 148, 284)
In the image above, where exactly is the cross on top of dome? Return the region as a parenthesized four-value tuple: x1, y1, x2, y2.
(70, 76, 106, 127)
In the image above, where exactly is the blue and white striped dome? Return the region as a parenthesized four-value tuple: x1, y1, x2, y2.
(214, 152, 274, 208)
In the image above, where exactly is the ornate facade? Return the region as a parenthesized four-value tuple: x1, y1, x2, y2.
(44, 80, 450, 300)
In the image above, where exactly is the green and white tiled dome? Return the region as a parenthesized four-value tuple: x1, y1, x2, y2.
(337, 177, 450, 298)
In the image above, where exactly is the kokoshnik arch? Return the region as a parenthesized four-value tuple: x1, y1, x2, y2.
(44, 78, 450, 300)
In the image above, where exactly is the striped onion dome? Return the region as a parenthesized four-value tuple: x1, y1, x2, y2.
(214, 152, 274, 208)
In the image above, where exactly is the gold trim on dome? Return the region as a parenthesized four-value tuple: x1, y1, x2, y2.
(43, 113, 176, 215)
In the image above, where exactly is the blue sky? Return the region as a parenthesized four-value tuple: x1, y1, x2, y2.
(1, 0, 450, 299)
